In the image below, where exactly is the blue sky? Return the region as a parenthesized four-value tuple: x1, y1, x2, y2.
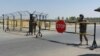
(0, 0, 100, 19)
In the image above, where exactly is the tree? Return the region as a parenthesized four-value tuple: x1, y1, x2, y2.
(69, 16, 76, 22)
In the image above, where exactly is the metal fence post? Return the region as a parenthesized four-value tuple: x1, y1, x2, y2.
(90, 23, 97, 50)
(44, 14, 48, 30)
(18, 13, 23, 31)
(7, 16, 9, 29)
(2, 14, 4, 30)
(10, 14, 15, 31)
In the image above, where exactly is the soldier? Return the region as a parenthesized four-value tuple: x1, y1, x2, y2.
(78, 14, 88, 45)
(33, 22, 37, 35)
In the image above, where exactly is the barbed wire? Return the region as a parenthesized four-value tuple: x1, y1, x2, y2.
(0, 11, 48, 20)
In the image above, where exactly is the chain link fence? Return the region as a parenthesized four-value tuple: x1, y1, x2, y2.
(0, 11, 49, 33)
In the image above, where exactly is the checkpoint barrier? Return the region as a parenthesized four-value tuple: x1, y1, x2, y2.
(65, 22, 97, 50)
(48, 21, 96, 37)
(42, 20, 97, 50)
(66, 22, 95, 35)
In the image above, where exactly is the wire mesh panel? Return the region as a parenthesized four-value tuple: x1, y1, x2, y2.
(1, 11, 48, 34)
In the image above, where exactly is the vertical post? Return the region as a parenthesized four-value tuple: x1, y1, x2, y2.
(7, 16, 9, 29)
(16, 20, 17, 27)
(75, 22, 77, 33)
(44, 15, 46, 30)
(39, 14, 41, 32)
(2, 14, 4, 30)
(13, 15, 15, 31)
(42, 15, 44, 29)
(18, 12, 23, 31)
(49, 20, 51, 30)
(29, 14, 32, 32)
(29, 14, 34, 35)
(20, 14, 22, 31)
(42, 15, 45, 30)
(91, 23, 97, 49)
(94, 23, 96, 41)
(35, 14, 38, 20)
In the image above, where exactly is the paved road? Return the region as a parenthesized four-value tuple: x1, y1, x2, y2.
(0, 25, 100, 56)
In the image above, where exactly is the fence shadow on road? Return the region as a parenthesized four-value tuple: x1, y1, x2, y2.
(35, 37, 87, 48)
(79, 54, 100, 56)
(37, 37, 67, 45)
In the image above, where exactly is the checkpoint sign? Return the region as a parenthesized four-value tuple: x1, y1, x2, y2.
(56, 20, 66, 33)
